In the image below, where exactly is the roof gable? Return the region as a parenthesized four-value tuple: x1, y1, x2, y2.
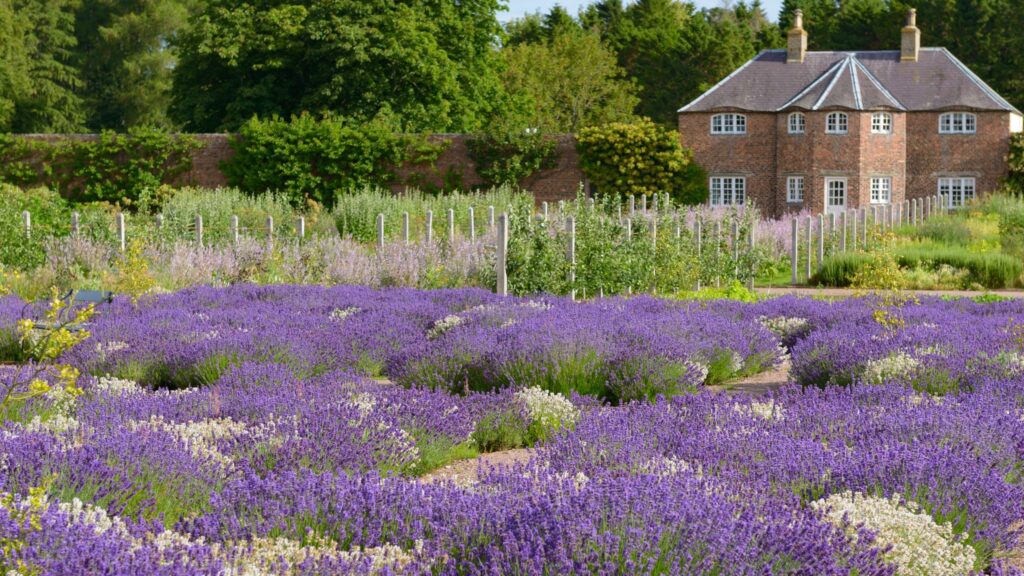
(679, 49, 1018, 114)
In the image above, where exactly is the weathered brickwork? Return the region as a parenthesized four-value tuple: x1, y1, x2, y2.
(679, 108, 1016, 218)
(905, 112, 1012, 201)
(12, 134, 585, 204)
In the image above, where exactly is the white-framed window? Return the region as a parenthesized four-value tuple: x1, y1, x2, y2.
(709, 176, 746, 206)
(786, 176, 804, 202)
(788, 112, 805, 134)
(710, 113, 747, 134)
(870, 177, 892, 204)
(871, 112, 893, 134)
(938, 177, 976, 208)
(939, 112, 977, 134)
(826, 112, 848, 134)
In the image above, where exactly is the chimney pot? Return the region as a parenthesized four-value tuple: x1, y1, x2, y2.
(787, 9, 808, 64)
(901, 8, 920, 62)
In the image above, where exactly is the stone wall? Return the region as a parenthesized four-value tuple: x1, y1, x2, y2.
(16, 133, 586, 204)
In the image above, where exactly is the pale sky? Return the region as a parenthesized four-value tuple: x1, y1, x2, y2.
(500, 0, 784, 22)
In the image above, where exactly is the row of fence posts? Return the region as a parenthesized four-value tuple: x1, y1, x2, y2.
(789, 194, 946, 285)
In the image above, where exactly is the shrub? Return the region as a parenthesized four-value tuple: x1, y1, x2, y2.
(815, 247, 1022, 289)
(576, 118, 705, 204)
(223, 113, 435, 209)
(0, 185, 70, 269)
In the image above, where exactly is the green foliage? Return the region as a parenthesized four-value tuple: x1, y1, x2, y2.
(466, 131, 557, 188)
(816, 245, 1023, 289)
(0, 185, 70, 269)
(576, 118, 705, 203)
(677, 280, 762, 302)
(500, 28, 639, 133)
(1007, 133, 1024, 193)
(0, 128, 201, 209)
(223, 114, 427, 209)
(170, 0, 506, 133)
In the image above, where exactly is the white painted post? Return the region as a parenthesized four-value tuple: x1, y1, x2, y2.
(629, 195, 636, 216)
(231, 215, 239, 245)
(840, 211, 847, 252)
(910, 198, 918, 226)
(805, 215, 812, 282)
(860, 208, 867, 247)
(447, 208, 455, 244)
(651, 217, 658, 249)
(731, 219, 738, 279)
(817, 213, 825, 275)
(567, 216, 576, 301)
(496, 213, 508, 296)
(542, 201, 549, 221)
(829, 212, 837, 248)
(641, 194, 647, 213)
(674, 217, 681, 239)
(195, 214, 203, 247)
(298, 216, 306, 241)
(625, 218, 633, 242)
(376, 213, 385, 250)
(695, 218, 703, 290)
(156, 214, 164, 230)
(791, 217, 798, 286)
(21, 211, 30, 239)
(747, 222, 756, 290)
(588, 197, 595, 211)
(715, 220, 722, 287)
(468, 207, 475, 241)
(402, 212, 410, 245)
(488, 205, 495, 229)
(266, 216, 274, 249)
(617, 203, 623, 224)
(117, 212, 126, 252)
(652, 193, 658, 213)
(426, 210, 434, 244)
(847, 207, 856, 250)
(71, 212, 80, 236)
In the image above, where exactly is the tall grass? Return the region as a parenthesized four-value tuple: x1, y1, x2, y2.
(815, 247, 1022, 289)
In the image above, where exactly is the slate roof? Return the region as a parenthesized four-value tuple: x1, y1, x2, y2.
(679, 48, 1020, 114)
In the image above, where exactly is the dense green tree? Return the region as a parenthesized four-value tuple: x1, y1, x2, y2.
(0, 1, 32, 129)
(6, 0, 85, 132)
(75, 0, 193, 130)
(170, 0, 506, 133)
(501, 29, 638, 133)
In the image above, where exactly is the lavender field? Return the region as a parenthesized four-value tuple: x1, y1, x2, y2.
(1, 286, 1024, 574)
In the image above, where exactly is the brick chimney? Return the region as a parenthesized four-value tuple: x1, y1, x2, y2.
(901, 8, 920, 62)
(787, 10, 808, 64)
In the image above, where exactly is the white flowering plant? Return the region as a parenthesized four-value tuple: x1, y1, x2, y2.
(516, 386, 579, 442)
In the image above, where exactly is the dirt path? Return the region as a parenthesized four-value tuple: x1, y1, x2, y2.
(708, 358, 793, 397)
(420, 448, 534, 486)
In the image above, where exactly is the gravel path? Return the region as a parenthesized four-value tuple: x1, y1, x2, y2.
(420, 448, 535, 486)
(708, 358, 793, 397)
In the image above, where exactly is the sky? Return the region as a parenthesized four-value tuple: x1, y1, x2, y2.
(500, 0, 784, 22)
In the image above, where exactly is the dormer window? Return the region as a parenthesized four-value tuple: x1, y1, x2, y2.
(826, 112, 848, 134)
(871, 112, 892, 134)
(711, 114, 746, 134)
(788, 112, 805, 134)
(939, 112, 976, 134)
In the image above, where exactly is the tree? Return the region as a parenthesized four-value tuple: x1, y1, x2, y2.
(576, 117, 705, 203)
(6, 0, 85, 132)
(170, 0, 506, 133)
(0, 1, 32, 129)
(501, 29, 638, 133)
(74, 0, 194, 130)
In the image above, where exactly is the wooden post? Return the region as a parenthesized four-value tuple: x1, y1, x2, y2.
(652, 193, 658, 213)
(651, 217, 658, 249)
(402, 212, 410, 245)
(231, 215, 239, 245)
(496, 213, 508, 296)
(298, 216, 306, 241)
(71, 212, 80, 236)
(617, 203, 623, 224)
(731, 219, 739, 278)
(266, 216, 274, 249)
(195, 214, 203, 247)
(695, 218, 703, 290)
(625, 218, 633, 242)
(21, 210, 30, 239)
(840, 211, 847, 252)
(117, 212, 126, 252)
(426, 210, 434, 243)
(629, 195, 636, 216)
(542, 201, 549, 221)
(376, 213, 385, 250)
(851, 210, 858, 252)
(715, 220, 722, 287)
(805, 215, 812, 282)
(468, 207, 476, 241)
(817, 213, 825, 275)
(860, 208, 867, 247)
(588, 197, 595, 211)
(674, 217, 681, 239)
(156, 214, 164, 230)
(791, 217, 798, 286)
(447, 208, 455, 244)
(829, 212, 837, 247)
(566, 216, 576, 301)
(488, 205, 495, 229)
(747, 222, 756, 290)
(641, 194, 647, 213)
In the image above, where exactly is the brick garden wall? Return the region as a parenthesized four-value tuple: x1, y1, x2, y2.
(17, 133, 585, 204)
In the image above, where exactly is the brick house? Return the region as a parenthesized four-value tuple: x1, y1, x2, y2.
(678, 9, 1023, 217)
